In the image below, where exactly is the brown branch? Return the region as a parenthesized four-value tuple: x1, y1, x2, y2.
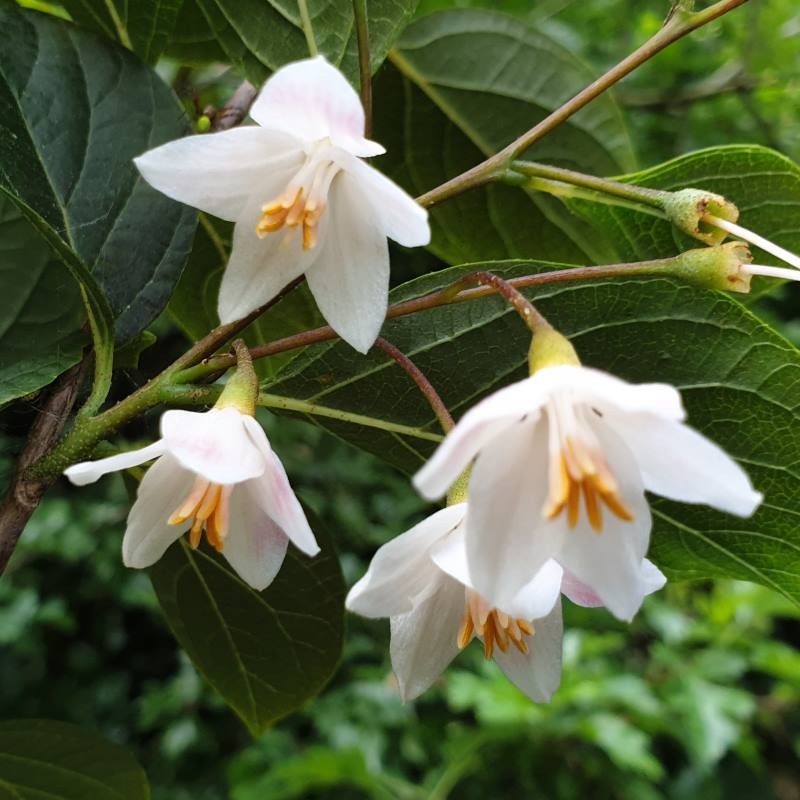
(211, 80, 258, 131)
(0, 358, 90, 575)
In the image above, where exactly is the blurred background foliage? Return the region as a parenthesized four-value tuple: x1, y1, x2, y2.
(2, 0, 800, 798)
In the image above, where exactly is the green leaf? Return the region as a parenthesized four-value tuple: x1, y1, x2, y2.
(0, 195, 87, 408)
(60, 0, 184, 63)
(268, 260, 800, 604)
(149, 507, 345, 735)
(568, 145, 800, 265)
(375, 9, 634, 265)
(169, 215, 323, 380)
(0, 718, 149, 799)
(194, 0, 418, 85)
(164, 0, 227, 63)
(0, 4, 197, 346)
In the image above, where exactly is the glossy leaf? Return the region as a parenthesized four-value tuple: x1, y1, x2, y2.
(568, 145, 800, 265)
(149, 508, 344, 735)
(0, 719, 149, 799)
(60, 0, 184, 62)
(269, 260, 800, 604)
(0, 4, 197, 346)
(376, 9, 634, 265)
(195, 0, 418, 85)
(0, 195, 87, 408)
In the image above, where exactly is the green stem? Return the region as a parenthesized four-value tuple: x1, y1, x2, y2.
(414, 0, 751, 208)
(352, 0, 372, 138)
(298, 0, 318, 56)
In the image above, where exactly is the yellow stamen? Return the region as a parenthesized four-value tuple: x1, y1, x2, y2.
(170, 478, 231, 553)
(457, 590, 535, 660)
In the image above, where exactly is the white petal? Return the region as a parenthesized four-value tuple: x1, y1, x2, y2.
(242, 417, 319, 556)
(465, 421, 562, 613)
(305, 172, 389, 353)
(249, 55, 383, 157)
(332, 150, 430, 247)
(161, 408, 265, 485)
(389, 574, 464, 701)
(493, 599, 563, 703)
(64, 441, 166, 486)
(134, 128, 302, 221)
(221, 482, 290, 591)
(606, 411, 762, 517)
(413, 377, 547, 500)
(556, 425, 653, 622)
(217, 191, 323, 324)
(122, 455, 195, 568)
(561, 558, 666, 609)
(349, 504, 467, 618)
(508, 560, 564, 620)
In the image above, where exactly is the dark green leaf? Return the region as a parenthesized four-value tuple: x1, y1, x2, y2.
(194, 0, 418, 85)
(60, 0, 184, 63)
(268, 260, 800, 603)
(149, 507, 345, 735)
(0, 718, 149, 799)
(0, 4, 197, 345)
(375, 9, 634, 265)
(164, 0, 227, 63)
(0, 195, 87, 407)
(568, 145, 800, 265)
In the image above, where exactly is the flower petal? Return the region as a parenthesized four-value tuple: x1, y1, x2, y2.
(508, 559, 564, 621)
(249, 55, 383, 157)
(605, 411, 762, 517)
(305, 172, 389, 353)
(561, 558, 665, 609)
(493, 599, 563, 703)
(221, 482, 290, 591)
(465, 420, 561, 614)
(241, 417, 319, 556)
(413, 377, 546, 500)
(122, 455, 195, 568)
(161, 408, 266, 485)
(390, 574, 464, 701)
(64, 441, 166, 486)
(217, 192, 323, 324)
(556, 425, 653, 622)
(349, 504, 466, 618)
(134, 128, 302, 221)
(332, 150, 430, 247)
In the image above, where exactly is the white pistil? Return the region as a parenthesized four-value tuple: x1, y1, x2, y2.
(705, 214, 800, 271)
(744, 264, 800, 282)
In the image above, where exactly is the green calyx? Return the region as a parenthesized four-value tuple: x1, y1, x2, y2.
(528, 328, 580, 375)
(447, 468, 471, 506)
(215, 340, 258, 416)
(663, 188, 739, 246)
(669, 242, 753, 293)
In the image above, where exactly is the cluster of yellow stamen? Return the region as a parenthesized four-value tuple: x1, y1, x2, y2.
(256, 187, 322, 251)
(457, 590, 534, 660)
(544, 437, 634, 532)
(168, 477, 232, 552)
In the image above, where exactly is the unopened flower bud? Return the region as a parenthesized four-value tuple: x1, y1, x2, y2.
(663, 189, 739, 246)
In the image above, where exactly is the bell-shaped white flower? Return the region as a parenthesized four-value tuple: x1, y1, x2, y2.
(64, 407, 318, 590)
(414, 365, 762, 622)
(134, 55, 430, 353)
(346, 503, 564, 703)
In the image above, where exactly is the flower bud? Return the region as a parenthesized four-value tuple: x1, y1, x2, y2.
(662, 189, 739, 246)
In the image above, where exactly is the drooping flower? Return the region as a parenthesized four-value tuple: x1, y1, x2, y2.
(413, 364, 762, 622)
(64, 407, 318, 590)
(347, 503, 564, 702)
(134, 55, 430, 353)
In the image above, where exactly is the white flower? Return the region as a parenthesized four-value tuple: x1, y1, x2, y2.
(134, 55, 430, 353)
(64, 407, 318, 590)
(414, 365, 762, 622)
(346, 503, 564, 703)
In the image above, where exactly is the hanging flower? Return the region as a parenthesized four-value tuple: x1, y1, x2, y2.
(64, 407, 318, 590)
(134, 55, 430, 353)
(346, 503, 564, 702)
(413, 364, 762, 622)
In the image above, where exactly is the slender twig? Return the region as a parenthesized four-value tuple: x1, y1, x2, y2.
(352, 0, 373, 138)
(0, 358, 91, 574)
(374, 338, 454, 433)
(413, 0, 751, 208)
(211, 80, 258, 131)
(298, 0, 318, 56)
